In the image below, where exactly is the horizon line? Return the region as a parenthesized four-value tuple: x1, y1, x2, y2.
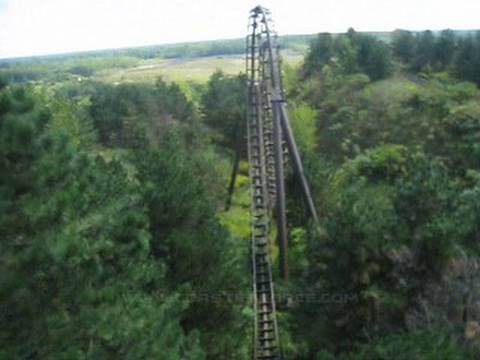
(1, 27, 478, 62)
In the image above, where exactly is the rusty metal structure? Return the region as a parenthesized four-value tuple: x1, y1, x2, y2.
(235, 5, 318, 359)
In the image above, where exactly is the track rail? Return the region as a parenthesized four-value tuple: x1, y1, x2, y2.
(245, 6, 319, 360)
(247, 8, 281, 359)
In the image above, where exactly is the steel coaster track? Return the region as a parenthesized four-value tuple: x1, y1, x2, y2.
(245, 6, 319, 360)
(246, 7, 281, 359)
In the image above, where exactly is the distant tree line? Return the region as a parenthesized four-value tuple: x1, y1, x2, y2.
(303, 28, 393, 81)
(303, 28, 480, 86)
(392, 29, 480, 85)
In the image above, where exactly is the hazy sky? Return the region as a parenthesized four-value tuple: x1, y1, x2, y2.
(0, 0, 479, 59)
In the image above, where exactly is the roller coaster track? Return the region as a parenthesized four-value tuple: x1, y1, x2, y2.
(243, 6, 318, 360)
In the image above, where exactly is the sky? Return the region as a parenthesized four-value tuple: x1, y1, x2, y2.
(0, 0, 479, 59)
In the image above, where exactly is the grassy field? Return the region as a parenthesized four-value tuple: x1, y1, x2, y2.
(95, 53, 304, 83)
(0, 52, 304, 85)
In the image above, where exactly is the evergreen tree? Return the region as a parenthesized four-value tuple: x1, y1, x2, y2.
(434, 29, 457, 67)
(201, 71, 246, 151)
(454, 32, 480, 86)
(0, 83, 204, 358)
(392, 30, 416, 64)
(303, 33, 334, 77)
(411, 30, 436, 72)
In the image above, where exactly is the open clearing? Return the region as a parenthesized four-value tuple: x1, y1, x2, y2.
(96, 53, 303, 83)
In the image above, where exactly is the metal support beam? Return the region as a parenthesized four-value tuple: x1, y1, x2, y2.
(263, 17, 290, 280)
(225, 142, 241, 211)
(279, 104, 319, 222)
(272, 99, 288, 280)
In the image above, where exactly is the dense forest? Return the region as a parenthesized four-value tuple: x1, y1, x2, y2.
(2, 27, 480, 359)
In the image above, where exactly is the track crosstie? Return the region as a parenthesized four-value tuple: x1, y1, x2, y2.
(244, 6, 318, 360)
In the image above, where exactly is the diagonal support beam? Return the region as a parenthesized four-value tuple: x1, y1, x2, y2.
(279, 104, 319, 223)
(272, 98, 289, 280)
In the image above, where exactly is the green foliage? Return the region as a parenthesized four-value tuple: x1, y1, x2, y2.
(290, 103, 318, 153)
(303, 33, 335, 77)
(315, 330, 472, 359)
(453, 170, 480, 254)
(349, 29, 393, 81)
(303, 29, 393, 81)
(0, 78, 252, 358)
(35, 87, 97, 149)
(411, 30, 436, 72)
(336, 144, 411, 183)
(296, 145, 462, 355)
(289, 31, 480, 357)
(0, 83, 204, 358)
(435, 30, 457, 67)
(392, 30, 416, 64)
(311, 73, 480, 168)
(454, 32, 480, 86)
(391, 29, 480, 85)
(0, 56, 139, 83)
(4, 23, 480, 360)
(201, 70, 246, 151)
(68, 65, 95, 77)
(348, 330, 473, 360)
(85, 78, 195, 147)
(134, 129, 250, 359)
